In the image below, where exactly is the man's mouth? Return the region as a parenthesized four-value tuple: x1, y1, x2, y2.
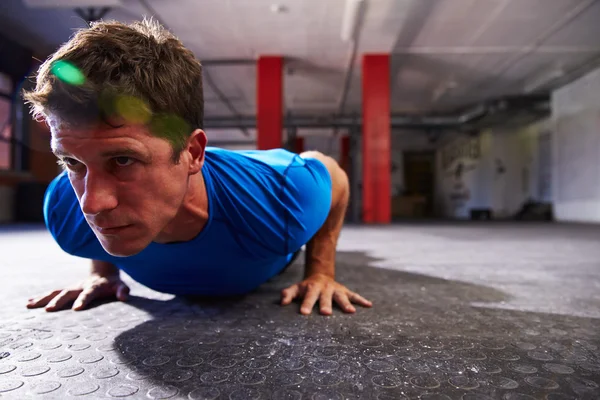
(94, 224, 132, 234)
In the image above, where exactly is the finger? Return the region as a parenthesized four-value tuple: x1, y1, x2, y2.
(280, 285, 299, 306)
(72, 286, 99, 311)
(319, 285, 335, 316)
(349, 292, 373, 307)
(116, 283, 130, 302)
(300, 284, 321, 315)
(333, 291, 356, 313)
(26, 290, 61, 309)
(45, 290, 80, 312)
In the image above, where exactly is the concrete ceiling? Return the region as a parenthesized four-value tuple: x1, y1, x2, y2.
(0, 0, 599, 122)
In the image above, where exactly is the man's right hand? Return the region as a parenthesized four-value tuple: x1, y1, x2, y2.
(26, 275, 130, 312)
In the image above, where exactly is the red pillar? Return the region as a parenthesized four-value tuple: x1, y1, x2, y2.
(257, 56, 283, 150)
(362, 54, 391, 223)
(294, 137, 304, 154)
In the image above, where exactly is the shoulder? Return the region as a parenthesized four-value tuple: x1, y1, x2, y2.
(202, 148, 297, 254)
(203, 147, 332, 254)
(204, 147, 311, 203)
(204, 147, 303, 205)
(44, 171, 98, 256)
(205, 147, 299, 174)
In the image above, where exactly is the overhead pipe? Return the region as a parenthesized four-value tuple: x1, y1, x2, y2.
(203, 95, 549, 130)
(201, 58, 257, 67)
(206, 140, 257, 147)
(203, 104, 488, 130)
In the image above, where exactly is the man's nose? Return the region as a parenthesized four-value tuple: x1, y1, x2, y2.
(80, 172, 118, 216)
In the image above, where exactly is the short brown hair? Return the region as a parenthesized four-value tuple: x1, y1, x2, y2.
(23, 18, 203, 161)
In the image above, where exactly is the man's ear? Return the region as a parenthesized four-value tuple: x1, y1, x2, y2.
(187, 129, 207, 174)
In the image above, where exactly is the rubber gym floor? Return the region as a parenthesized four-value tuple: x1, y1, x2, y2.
(1, 222, 599, 400)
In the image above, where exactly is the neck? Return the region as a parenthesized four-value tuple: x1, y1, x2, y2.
(154, 170, 209, 243)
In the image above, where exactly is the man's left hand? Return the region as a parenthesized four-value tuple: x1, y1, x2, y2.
(280, 273, 372, 315)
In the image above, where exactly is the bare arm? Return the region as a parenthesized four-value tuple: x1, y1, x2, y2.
(91, 259, 120, 277)
(302, 151, 349, 280)
(281, 151, 372, 315)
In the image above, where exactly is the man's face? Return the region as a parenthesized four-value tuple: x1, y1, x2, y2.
(51, 122, 195, 257)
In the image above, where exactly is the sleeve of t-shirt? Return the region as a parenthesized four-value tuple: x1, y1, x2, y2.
(281, 155, 333, 254)
(206, 148, 332, 257)
(43, 171, 102, 259)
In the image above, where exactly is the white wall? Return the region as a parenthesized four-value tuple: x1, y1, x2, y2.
(552, 67, 600, 223)
(216, 122, 557, 221)
(435, 133, 488, 218)
(434, 120, 552, 219)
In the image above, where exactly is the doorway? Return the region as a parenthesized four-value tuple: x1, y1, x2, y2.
(398, 151, 436, 218)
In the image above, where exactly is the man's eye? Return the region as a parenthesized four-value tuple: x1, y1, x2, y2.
(64, 158, 80, 167)
(114, 157, 135, 167)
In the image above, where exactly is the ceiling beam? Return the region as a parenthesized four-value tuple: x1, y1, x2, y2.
(201, 58, 257, 67)
(203, 95, 549, 130)
(391, 46, 600, 55)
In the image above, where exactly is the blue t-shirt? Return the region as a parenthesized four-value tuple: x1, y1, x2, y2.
(43, 147, 332, 296)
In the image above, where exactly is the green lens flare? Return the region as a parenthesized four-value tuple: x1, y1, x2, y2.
(51, 60, 85, 86)
(149, 113, 191, 151)
(115, 95, 152, 124)
(150, 114, 190, 139)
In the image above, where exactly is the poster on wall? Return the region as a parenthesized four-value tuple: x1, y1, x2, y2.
(441, 136, 480, 172)
(441, 137, 480, 213)
(448, 162, 472, 207)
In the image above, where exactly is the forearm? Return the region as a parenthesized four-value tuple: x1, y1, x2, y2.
(281, 153, 372, 315)
(304, 164, 349, 279)
(304, 204, 346, 278)
(91, 259, 120, 277)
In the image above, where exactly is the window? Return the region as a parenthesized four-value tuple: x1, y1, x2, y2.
(0, 72, 12, 170)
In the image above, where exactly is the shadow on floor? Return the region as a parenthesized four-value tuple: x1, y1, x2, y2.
(108, 251, 600, 400)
